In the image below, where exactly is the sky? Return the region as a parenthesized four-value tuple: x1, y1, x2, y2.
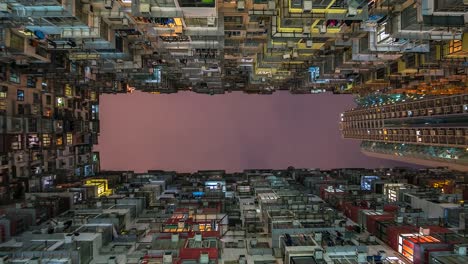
(95, 91, 412, 172)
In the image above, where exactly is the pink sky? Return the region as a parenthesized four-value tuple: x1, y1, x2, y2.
(95, 91, 411, 172)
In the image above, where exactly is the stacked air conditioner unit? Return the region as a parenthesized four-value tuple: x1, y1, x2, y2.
(303, 0, 312, 12)
(207, 17, 216, 27)
(268, 0, 276, 10)
(347, 0, 359, 17)
(0, 3, 9, 13)
(237, 0, 245, 10)
(319, 24, 327, 34)
(104, 0, 113, 9)
(139, 2, 150, 13)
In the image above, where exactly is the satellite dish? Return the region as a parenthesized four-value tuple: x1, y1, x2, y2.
(34, 30, 46, 40)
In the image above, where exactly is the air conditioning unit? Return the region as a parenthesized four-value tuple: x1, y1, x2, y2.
(163, 252, 173, 264)
(122, 18, 129, 26)
(455, 245, 467, 256)
(306, 40, 313, 47)
(287, 41, 294, 48)
(207, 17, 216, 27)
(347, 6, 357, 17)
(292, 51, 298, 58)
(314, 249, 323, 260)
(283, 53, 291, 59)
(104, 0, 113, 9)
(82, 4, 90, 13)
(303, 25, 310, 34)
(237, 0, 245, 10)
(139, 3, 150, 13)
(303, 0, 312, 12)
(319, 24, 327, 34)
(268, 0, 275, 10)
(0, 3, 9, 13)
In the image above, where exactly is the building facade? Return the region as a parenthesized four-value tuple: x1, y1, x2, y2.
(341, 94, 468, 170)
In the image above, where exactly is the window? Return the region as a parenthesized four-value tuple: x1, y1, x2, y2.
(56, 97, 65, 107)
(27, 76, 36, 88)
(46, 95, 52, 105)
(0, 86, 7, 99)
(9, 70, 20, 83)
(66, 133, 73, 145)
(91, 105, 99, 120)
(56, 136, 63, 146)
(224, 16, 243, 23)
(42, 134, 51, 147)
(9, 34, 24, 51)
(27, 134, 40, 148)
(33, 93, 40, 104)
(377, 23, 389, 43)
(11, 135, 22, 150)
(449, 40, 462, 54)
(65, 84, 73, 97)
(17, 104, 24, 115)
(44, 108, 52, 117)
(184, 17, 208, 27)
(17, 90, 24, 101)
(28, 118, 38, 132)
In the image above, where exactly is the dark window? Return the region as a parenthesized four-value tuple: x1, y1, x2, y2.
(46, 95, 52, 105)
(17, 104, 24, 115)
(28, 119, 37, 132)
(33, 93, 40, 104)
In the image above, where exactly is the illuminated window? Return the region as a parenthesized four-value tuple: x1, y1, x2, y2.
(0, 87, 7, 99)
(44, 108, 52, 117)
(91, 105, 99, 120)
(28, 134, 40, 148)
(11, 135, 22, 150)
(17, 90, 24, 101)
(65, 84, 73, 97)
(66, 133, 73, 145)
(56, 97, 65, 107)
(449, 40, 462, 54)
(56, 136, 63, 146)
(42, 134, 51, 147)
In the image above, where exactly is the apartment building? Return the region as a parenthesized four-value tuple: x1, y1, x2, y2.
(341, 94, 468, 170)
